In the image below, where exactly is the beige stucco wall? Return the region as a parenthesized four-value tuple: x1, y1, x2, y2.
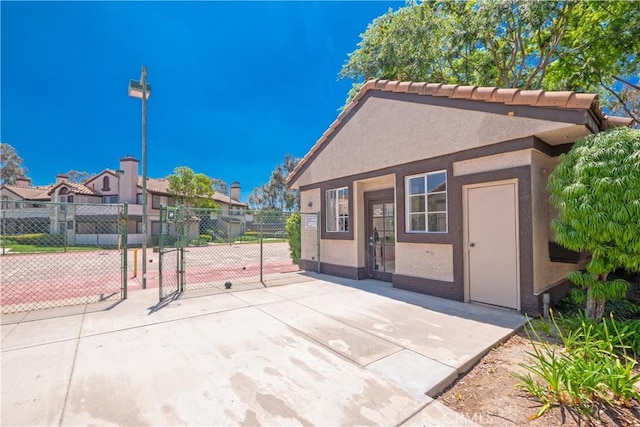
(395, 243, 454, 282)
(0, 189, 23, 208)
(320, 239, 358, 267)
(292, 96, 578, 188)
(453, 149, 533, 177)
(530, 151, 575, 293)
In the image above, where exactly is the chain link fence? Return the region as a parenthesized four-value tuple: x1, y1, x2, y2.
(1, 201, 127, 313)
(158, 206, 319, 298)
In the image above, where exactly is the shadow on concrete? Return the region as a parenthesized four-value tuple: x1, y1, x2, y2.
(147, 291, 182, 315)
(298, 271, 524, 330)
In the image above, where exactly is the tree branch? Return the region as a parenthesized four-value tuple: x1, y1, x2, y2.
(601, 83, 639, 124)
(613, 76, 640, 91)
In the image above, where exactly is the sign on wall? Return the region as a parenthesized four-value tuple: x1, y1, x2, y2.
(303, 214, 317, 230)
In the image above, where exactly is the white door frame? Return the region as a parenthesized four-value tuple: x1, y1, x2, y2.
(462, 179, 520, 309)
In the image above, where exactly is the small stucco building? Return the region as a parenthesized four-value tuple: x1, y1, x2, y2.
(287, 80, 632, 315)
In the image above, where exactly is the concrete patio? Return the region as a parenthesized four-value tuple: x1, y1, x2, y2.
(1, 273, 524, 426)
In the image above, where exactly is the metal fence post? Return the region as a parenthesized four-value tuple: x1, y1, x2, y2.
(1, 209, 5, 256)
(158, 204, 164, 301)
(122, 202, 128, 299)
(179, 205, 185, 292)
(316, 211, 321, 273)
(259, 214, 264, 284)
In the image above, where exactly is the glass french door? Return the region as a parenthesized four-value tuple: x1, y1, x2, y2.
(367, 197, 395, 281)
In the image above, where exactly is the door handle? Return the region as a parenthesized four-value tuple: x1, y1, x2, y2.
(469, 243, 475, 247)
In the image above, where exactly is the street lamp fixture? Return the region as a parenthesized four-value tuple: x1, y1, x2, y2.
(128, 66, 151, 289)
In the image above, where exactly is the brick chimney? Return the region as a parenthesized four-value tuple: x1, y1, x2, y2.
(15, 177, 31, 188)
(230, 182, 241, 202)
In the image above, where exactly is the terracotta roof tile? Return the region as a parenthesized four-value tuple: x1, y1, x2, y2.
(508, 89, 544, 106)
(374, 79, 389, 90)
(286, 79, 632, 187)
(451, 85, 477, 99)
(47, 181, 100, 196)
(490, 88, 519, 103)
(141, 177, 247, 207)
(383, 81, 400, 91)
(567, 93, 598, 109)
(2, 185, 54, 200)
(471, 86, 497, 101)
(396, 81, 412, 93)
(535, 91, 574, 108)
(434, 84, 458, 97)
(423, 83, 443, 95)
(407, 82, 426, 94)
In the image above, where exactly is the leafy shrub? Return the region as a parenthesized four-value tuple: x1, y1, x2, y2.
(236, 234, 259, 242)
(5, 233, 65, 247)
(199, 234, 212, 243)
(514, 313, 640, 419)
(189, 238, 208, 246)
(285, 212, 301, 265)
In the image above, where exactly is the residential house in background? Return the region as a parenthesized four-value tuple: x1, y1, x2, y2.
(0, 156, 248, 245)
(287, 80, 633, 316)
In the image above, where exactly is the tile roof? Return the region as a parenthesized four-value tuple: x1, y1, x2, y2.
(287, 80, 634, 186)
(1, 185, 53, 200)
(141, 178, 247, 207)
(47, 181, 101, 196)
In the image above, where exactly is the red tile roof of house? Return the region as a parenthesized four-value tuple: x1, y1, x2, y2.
(140, 177, 247, 207)
(287, 80, 634, 186)
(47, 181, 101, 196)
(1, 185, 53, 200)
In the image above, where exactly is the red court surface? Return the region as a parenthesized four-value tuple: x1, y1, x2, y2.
(1, 242, 299, 313)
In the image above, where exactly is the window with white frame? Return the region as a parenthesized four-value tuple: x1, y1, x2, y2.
(103, 195, 118, 204)
(406, 171, 447, 233)
(325, 187, 349, 232)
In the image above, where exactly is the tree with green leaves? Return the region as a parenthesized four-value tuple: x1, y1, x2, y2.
(211, 178, 228, 195)
(0, 143, 28, 185)
(167, 166, 217, 208)
(64, 170, 91, 183)
(548, 128, 640, 320)
(340, 0, 639, 123)
(249, 154, 300, 211)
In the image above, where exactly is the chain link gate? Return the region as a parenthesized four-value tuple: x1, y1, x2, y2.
(158, 204, 183, 299)
(157, 205, 319, 301)
(0, 201, 128, 313)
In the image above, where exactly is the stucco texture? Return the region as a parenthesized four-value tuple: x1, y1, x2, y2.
(395, 243, 454, 282)
(293, 96, 576, 188)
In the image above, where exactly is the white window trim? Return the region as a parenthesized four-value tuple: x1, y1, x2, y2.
(325, 186, 349, 232)
(405, 170, 448, 233)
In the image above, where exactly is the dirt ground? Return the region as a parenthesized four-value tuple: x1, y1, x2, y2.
(437, 331, 640, 426)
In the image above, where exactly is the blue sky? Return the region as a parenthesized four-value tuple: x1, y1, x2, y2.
(1, 1, 402, 200)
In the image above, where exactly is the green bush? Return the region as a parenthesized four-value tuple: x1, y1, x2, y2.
(5, 233, 65, 247)
(199, 234, 212, 243)
(189, 238, 208, 246)
(285, 212, 301, 265)
(514, 313, 640, 419)
(236, 234, 259, 242)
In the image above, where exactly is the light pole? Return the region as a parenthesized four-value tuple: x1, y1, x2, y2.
(129, 66, 151, 289)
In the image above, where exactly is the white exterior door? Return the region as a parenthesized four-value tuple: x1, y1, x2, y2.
(465, 181, 519, 309)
